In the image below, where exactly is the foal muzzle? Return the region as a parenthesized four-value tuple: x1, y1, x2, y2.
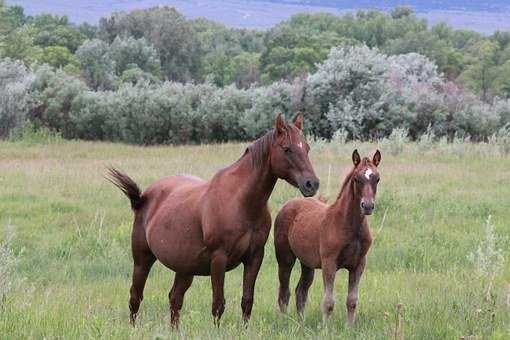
(360, 200, 375, 215)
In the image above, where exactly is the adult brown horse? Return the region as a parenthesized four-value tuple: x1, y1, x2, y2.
(274, 149, 381, 326)
(108, 113, 319, 328)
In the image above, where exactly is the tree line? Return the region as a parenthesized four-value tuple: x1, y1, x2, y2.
(1, 2, 510, 144)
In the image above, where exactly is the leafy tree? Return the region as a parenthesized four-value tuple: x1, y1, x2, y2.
(37, 46, 79, 68)
(75, 39, 116, 90)
(108, 36, 161, 77)
(226, 52, 261, 89)
(1, 25, 42, 64)
(28, 14, 85, 52)
(459, 40, 499, 101)
(98, 7, 198, 82)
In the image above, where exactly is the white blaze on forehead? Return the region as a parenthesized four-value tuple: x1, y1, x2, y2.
(298, 142, 303, 149)
(364, 168, 373, 179)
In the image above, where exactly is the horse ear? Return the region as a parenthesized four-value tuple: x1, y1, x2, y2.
(293, 112, 303, 131)
(275, 113, 286, 136)
(352, 149, 361, 166)
(373, 150, 381, 167)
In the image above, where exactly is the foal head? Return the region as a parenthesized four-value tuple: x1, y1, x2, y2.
(270, 113, 319, 197)
(351, 149, 382, 215)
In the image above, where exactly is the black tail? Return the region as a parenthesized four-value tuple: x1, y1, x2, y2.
(106, 167, 144, 210)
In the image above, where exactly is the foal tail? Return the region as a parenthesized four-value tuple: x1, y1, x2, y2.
(106, 167, 144, 210)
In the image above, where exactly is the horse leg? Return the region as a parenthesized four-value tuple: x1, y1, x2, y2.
(295, 262, 314, 318)
(346, 257, 366, 327)
(321, 257, 338, 323)
(275, 235, 296, 313)
(169, 273, 194, 329)
(129, 223, 156, 326)
(210, 250, 228, 326)
(241, 248, 264, 323)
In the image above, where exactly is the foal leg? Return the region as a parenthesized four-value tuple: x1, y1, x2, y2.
(241, 248, 265, 323)
(295, 262, 314, 317)
(129, 223, 156, 326)
(210, 250, 228, 326)
(321, 258, 338, 323)
(169, 273, 194, 329)
(346, 257, 366, 327)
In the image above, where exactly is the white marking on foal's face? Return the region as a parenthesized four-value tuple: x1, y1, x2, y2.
(364, 168, 373, 179)
(298, 142, 303, 149)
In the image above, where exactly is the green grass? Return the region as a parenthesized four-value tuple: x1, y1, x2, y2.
(0, 140, 509, 339)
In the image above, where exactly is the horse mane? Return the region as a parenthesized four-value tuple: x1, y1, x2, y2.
(246, 130, 274, 168)
(336, 157, 371, 200)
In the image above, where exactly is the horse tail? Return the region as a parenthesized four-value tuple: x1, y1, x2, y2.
(106, 167, 144, 210)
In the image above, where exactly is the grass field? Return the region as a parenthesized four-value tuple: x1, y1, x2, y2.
(0, 139, 509, 339)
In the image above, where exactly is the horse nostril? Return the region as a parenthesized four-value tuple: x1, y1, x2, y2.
(313, 179, 320, 191)
(305, 180, 313, 189)
(361, 202, 366, 209)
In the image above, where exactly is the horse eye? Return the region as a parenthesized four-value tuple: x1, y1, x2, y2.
(283, 147, 291, 154)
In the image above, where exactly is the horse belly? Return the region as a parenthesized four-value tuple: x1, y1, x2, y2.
(289, 225, 321, 269)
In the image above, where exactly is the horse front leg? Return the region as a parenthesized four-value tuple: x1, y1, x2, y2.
(210, 249, 228, 326)
(321, 257, 338, 323)
(346, 257, 366, 327)
(241, 247, 265, 323)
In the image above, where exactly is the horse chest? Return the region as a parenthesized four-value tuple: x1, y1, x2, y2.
(337, 238, 362, 270)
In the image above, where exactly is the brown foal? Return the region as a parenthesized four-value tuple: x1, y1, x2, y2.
(274, 149, 381, 326)
(108, 113, 319, 328)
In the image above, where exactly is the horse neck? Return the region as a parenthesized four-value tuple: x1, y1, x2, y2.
(228, 151, 277, 211)
(330, 177, 365, 230)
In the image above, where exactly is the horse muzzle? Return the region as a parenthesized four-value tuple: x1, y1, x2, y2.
(360, 200, 375, 215)
(298, 177, 319, 197)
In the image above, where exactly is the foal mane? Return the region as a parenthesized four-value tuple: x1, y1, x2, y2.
(246, 130, 274, 168)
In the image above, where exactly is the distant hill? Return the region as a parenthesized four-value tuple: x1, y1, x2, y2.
(7, 0, 510, 33)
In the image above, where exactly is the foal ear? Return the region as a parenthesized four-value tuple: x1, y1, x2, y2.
(373, 150, 381, 167)
(275, 113, 287, 136)
(352, 149, 361, 166)
(293, 112, 303, 131)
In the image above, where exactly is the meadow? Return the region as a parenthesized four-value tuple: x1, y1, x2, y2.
(0, 137, 509, 339)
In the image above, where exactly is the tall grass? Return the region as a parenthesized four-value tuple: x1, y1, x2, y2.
(0, 138, 509, 339)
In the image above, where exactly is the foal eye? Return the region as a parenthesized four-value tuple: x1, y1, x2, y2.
(283, 147, 291, 154)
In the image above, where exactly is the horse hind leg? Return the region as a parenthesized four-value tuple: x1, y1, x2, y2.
(129, 219, 156, 326)
(169, 273, 194, 329)
(295, 262, 314, 318)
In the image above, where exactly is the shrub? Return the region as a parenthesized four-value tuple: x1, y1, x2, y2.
(30, 65, 88, 137)
(492, 124, 510, 155)
(383, 127, 408, 155)
(417, 124, 435, 153)
(0, 58, 34, 138)
(0, 226, 19, 307)
(308, 45, 389, 140)
(241, 81, 293, 139)
(468, 215, 505, 301)
(8, 120, 62, 144)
